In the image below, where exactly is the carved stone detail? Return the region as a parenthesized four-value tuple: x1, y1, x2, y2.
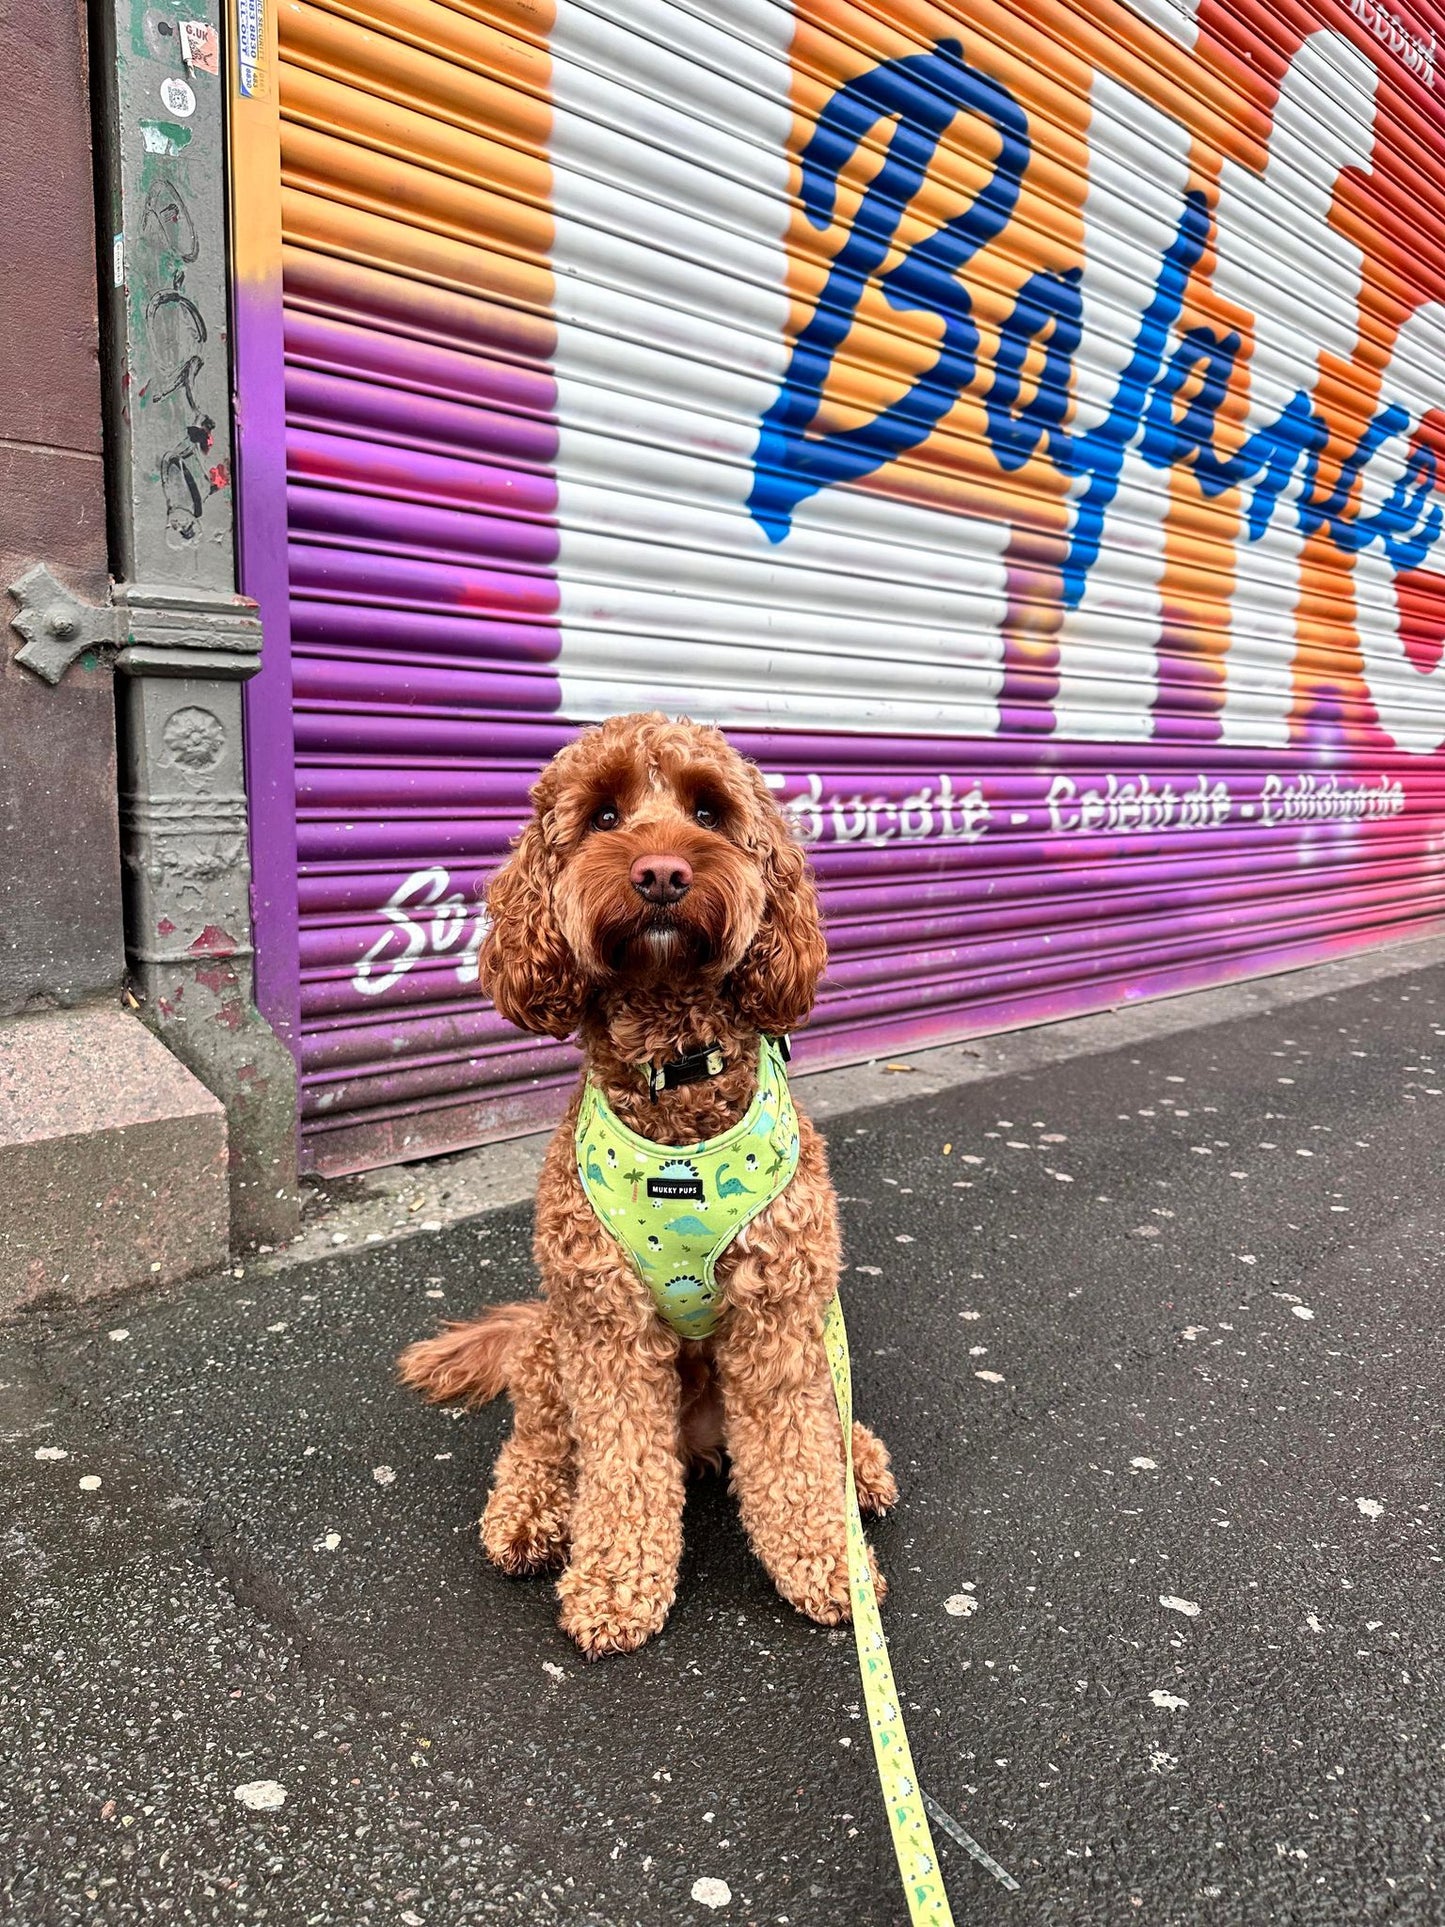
(161, 705, 227, 775)
(120, 790, 251, 930)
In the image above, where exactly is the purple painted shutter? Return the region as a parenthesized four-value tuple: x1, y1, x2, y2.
(269, 2, 580, 1171)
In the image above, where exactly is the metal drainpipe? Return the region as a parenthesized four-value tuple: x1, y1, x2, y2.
(88, 0, 299, 1247)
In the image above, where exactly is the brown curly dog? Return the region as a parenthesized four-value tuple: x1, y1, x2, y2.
(398, 713, 896, 1659)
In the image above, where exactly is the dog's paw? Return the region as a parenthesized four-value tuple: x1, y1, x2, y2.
(772, 1534, 854, 1626)
(480, 1488, 569, 1577)
(851, 1422, 899, 1517)
(777, 1536, 888, 1626)
(555, 1562, 674, 1660)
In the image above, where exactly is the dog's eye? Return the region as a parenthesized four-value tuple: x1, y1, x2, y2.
(590, 803, 620, 831)
(693, 801, 721, 829)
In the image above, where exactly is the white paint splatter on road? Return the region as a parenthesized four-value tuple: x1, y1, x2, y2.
(234, 1780, 286, 1811)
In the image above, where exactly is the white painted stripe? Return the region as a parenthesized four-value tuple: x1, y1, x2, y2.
(1118, 0, 1201, 46)
(1355, 300, 1445, 754)
(1052, 71, 1192, 743)
(550, 0, 1009, 736)
(1216, 32, 1377, 748)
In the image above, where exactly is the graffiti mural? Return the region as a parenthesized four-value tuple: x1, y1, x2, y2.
(237, 0, 1445, 1168)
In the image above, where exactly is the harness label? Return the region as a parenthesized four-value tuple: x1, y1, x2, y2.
(646, 1178, 705, 1202)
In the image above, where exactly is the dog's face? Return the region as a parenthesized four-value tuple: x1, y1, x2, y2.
(546, 720, 769, 983)
(480, 714, 826, 1039)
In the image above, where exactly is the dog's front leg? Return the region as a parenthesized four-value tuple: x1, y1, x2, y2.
(552, 1268, 686, 1660)
(713, 1228, 862, 1627)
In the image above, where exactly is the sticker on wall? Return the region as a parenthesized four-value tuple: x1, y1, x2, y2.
(179, 20, 219, 74)
(160, 76, 196, 118)
(237, 0, 265, 98)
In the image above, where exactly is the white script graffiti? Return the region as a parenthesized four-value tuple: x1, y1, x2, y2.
(1347, 0, 1437, 85)
(351, 866, 487, 999)
(1046, 770, 1405, 835)
(347, 771, 1406, 1003)
(1258, 771, 1406, 826)
(768, 772, 990, 847)
(769, 768, 1406, 847)
(1045, 774, 1232, 835)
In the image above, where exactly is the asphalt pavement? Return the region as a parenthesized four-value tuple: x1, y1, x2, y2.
(3, 962, 1443, 1926)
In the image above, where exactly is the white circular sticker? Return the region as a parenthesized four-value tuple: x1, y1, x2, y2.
(160, 76, 196, 118)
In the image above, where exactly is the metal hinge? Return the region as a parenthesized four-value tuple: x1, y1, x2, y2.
(9, 567, 263, 685)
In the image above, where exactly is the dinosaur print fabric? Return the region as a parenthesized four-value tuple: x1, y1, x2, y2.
(575, 1038, 801, 1339)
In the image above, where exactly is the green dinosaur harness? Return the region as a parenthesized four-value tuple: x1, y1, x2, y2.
(575, 1037, 800, 1340)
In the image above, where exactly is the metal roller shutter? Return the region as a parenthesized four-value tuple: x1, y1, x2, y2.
(231, 0, 1445, 1175)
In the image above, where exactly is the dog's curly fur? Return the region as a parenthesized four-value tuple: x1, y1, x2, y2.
(398, 713, 896, 1659)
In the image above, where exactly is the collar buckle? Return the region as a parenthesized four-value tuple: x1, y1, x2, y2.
(641, 1043, 727, 1100)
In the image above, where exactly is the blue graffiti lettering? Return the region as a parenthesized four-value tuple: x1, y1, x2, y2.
(747, 39, 1030, 542)
(1355, 442, 1442, 568)
(749, 40, 1441, 598)
(986, 267, 1082, 473)
(1139, 325, 1240, 473)
(1298, 402, 1406, 550)
(1052, 190, 1212, 604)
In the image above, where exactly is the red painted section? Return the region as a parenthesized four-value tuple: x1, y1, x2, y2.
(189, 926, 239, 959)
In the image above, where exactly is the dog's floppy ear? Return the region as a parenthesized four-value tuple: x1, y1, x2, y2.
(479, 808, 588, 1039)
(728, 772, 828, 1036)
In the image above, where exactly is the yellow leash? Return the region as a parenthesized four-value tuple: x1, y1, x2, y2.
(823, 1295, 957, 1926)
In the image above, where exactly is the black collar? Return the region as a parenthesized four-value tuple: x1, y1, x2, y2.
(639, 1044, 726, 1100)
(638, 1034, 790, 1101)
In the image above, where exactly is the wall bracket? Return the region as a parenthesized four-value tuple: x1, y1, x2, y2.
(9, 564, 119, 685)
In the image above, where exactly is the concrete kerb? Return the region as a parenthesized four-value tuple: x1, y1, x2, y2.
(258, 926, 1445, 1276)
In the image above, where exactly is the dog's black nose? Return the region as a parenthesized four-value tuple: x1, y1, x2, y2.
(630, 852, 693, 905)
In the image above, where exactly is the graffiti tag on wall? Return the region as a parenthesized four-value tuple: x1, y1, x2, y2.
(351, 867, 487, 999)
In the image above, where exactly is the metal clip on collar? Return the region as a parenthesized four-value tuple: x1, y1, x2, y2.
(639, 1035, 791, 1100)
(640, 1044, 727, 1100)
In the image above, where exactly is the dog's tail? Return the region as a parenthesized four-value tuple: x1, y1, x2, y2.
(396, 1301, 541, 1409)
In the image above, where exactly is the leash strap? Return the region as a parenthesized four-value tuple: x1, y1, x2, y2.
(823, 1295, 957, 1927)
